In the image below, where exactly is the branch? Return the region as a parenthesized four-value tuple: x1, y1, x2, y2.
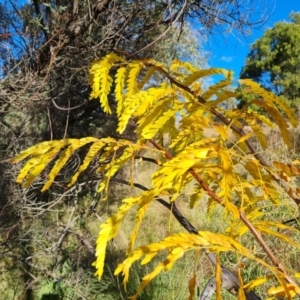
(36, 0, 113, 72)
(128, 0, 187, 57)
(149, 138, 294, 289)
(32, 0, 49, 42)
(110, 177, 261, 300)
(111, 178, 197, 234)
(146, 63, 300, 205)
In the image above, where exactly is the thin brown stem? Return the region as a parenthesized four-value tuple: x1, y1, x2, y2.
(112, 174, 261, 299)
(240, 212, 296, 285)
(149, 139, 294, 286)
(147, 63, 300, 204)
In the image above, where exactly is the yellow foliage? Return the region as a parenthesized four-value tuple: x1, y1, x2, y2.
(268, 284, 300, 298)
(10, 55, 300, 299)
(251, 99, 292, 146)
(188, 271, 197, 300)
(238, 269, 247, 300)
(170, 59, 198, 74)
(114, 231, 263, 299)
(240, 79, 298, 128)
(216, 253, 222, 300)
(244, 275, 275, 291)
(89, 53, 125, 114)
(183, 68, 230, 86)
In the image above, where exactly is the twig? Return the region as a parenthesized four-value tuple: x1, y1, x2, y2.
(63, 98, 70, 138)
(110, 177, 261, 299)
(149, 139, 294, 287)
(51, 98, 87, 111)
(146, 63, 300, 204)
(47, 106, 53, 140)
(129, 0, 187, 57)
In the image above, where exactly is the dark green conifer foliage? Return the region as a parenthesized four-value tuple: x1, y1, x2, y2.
(241, 13, 300, 103)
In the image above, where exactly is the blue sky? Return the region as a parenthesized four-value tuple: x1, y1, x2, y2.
(206, 1, 300, 80)
(2, 0, 299, 81)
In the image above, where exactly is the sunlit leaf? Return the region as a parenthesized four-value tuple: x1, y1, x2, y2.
(268, 284, 300, 298)
(244, 275, 274, 291)
(216, 252, 222, 300)
(188, 271, 197, 300)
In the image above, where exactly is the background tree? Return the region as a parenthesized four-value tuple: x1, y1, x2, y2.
(241, 12, 300, 104)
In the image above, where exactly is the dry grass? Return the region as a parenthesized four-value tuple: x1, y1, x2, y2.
(100, 151, 237, 299)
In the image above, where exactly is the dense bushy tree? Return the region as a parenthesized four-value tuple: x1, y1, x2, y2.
(241, 12, 300, 103)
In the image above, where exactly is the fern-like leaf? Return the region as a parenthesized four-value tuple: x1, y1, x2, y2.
(140, 101, 184, 139)
(90, 53, 125, 114)
(240, 79, 298, 128)
(126, 61, 143, 97)
(137, 66, 156, 90)
(183, 68, 230, 86)
(115, 66, 127, 116)
(43, 138, 97, 191)
(201, 79, 233, 101)
(68, 140, 106, 187)
(251, 99, 291, 146)
(115, 231, 272, 299)
(93, 195, 143, 279)
(170, 59, 198, 74)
